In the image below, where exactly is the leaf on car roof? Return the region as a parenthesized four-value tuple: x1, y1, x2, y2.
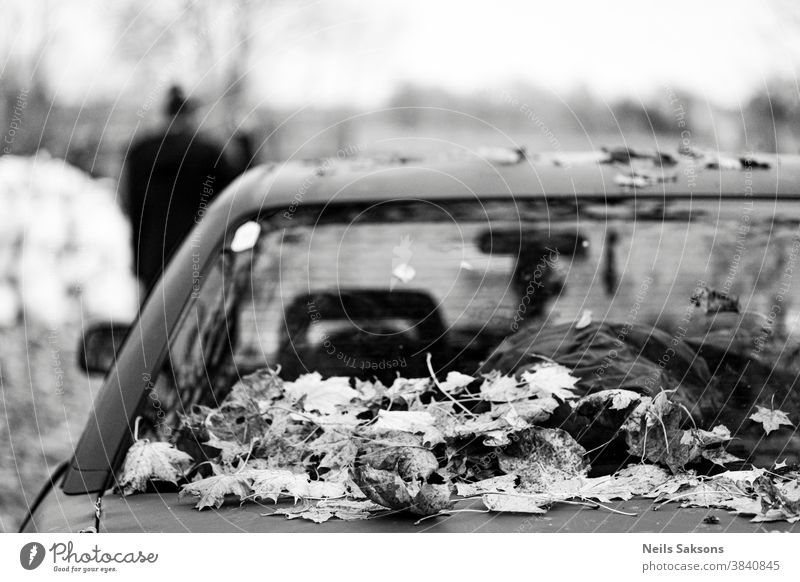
(446, 408, 530, 446)
(701, 448, 741, 467)
(482, 493, 547, 514)
(118, 435, 193, 496)
(352, 465, 415, 511)
(439, 371, 474, 394)
(521, 363, 581, 401)
(284, 373, 358, 415)
(577, 389, 642, 411)
(490, 397, 560, 423)
(455, 474, 519, 497)
(371, 410, 444, 446)
(248, 469, 313, 503)
(499, 427, 588, 491)
(180, 472, 252, 510)
(622, 392, 723, 473)
(576, 464, 672, 503)
(274, 499, 386, 523)
(312, 433, 359, 472)
(479, 372, 527, 402)
(351, 462, 454, 516)
(361, 439, 440, 482)
(749, 406, 794, 435)
(478, 363, 579, 404)
(655, 478, 743, 508)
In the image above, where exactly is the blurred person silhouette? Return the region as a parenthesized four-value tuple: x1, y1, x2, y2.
(125, 85, 238, 291)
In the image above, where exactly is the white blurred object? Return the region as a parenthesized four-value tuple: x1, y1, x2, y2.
(575, 309, 593, 329)
(230, 221, 261, 252)
(0, 155, 138, 327)
(391, 263, 416, 284)
(18, 253, 71, 328)
(81, 270, 139, 322)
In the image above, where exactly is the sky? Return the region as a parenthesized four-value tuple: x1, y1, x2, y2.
(2, 0, 800, 109)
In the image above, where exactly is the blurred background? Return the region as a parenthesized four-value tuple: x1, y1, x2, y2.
(2, 0, 800, 530)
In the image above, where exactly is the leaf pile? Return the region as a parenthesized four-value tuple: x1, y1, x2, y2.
(117, 362, 799, 525)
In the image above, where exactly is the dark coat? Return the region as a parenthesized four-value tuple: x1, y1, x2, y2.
(126, 128, 237, 288)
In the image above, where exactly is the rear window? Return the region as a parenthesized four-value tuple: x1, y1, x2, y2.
(142, 196, 800, 436)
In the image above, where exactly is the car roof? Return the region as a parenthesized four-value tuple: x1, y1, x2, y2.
(227, 149, 800, 217)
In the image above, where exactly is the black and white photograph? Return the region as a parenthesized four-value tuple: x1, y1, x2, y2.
(2, 0, 800, 578)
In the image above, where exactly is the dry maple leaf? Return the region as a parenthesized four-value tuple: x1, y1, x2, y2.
(577, 389, 642, 411)
(476, 464, 673, 510)
(204, 434, 252, 465)
(119, 438, 193, 496)
(315, 438, 359, 472)
(521, 362, 580, 401)
(448, 409, 530, 446)
(577, 464, 672, 502)
(716, 468, 764, 487)
(644, 472, 699, 498)
(482, 493, 547, 514)
(753, 475, 800, 522)
(749, 406, 794, 435)
(275, 499, 385, 523)
(284, 373, 358, 414)
(307, 481, 348, 499)
(372, 410, 444, 446)
(477, 364, 578, 403)
(657, 479, 744, 508)
(180, 473, 252, 510)
(622, 393, 705, 473)
(480, 372, 527, 402)
(248, 469, 312, 503)
(439, 371, 474, 394)
(490, 397, 559, 423)
(455, 474, 519, 497)
(701, 448, 741, 467)
(384, 377, 431, 406)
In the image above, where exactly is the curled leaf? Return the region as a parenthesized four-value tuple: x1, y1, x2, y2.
(410, 482, 453, 515)
(352, 465, 414, 511)
(499, 427, 588, 491)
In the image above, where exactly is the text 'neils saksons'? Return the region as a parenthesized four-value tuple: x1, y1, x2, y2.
(643, 544, 724, 554)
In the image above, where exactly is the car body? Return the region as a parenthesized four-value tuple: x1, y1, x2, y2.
(21, 148, 800, 532)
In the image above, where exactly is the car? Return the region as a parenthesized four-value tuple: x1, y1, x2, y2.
(21, 148, 800, 532)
